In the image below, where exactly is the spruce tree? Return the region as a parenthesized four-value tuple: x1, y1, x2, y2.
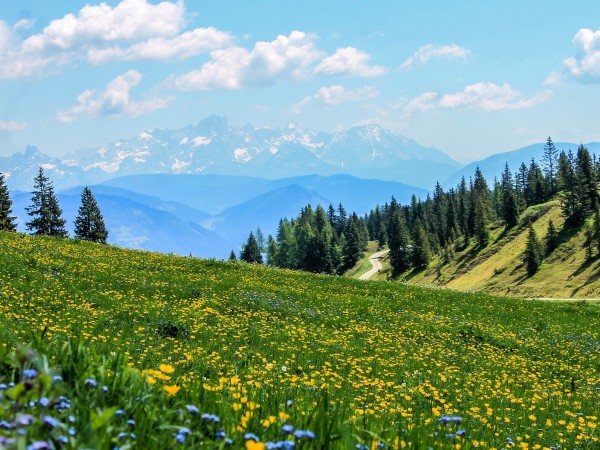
(524, 225, 543, 276)
(240, 232, 263, 264)
(411, 218, 431, 268)
(229, 250, 237, 261)
(595, 208, 600, 257)
(387, 197, 411, 275)
(542, 136, 559, 198)
(74, 186, 108, 243)
(0, 173, 17, 231)
(266, 235, 278, 266)
(26, 167, 68, 237)
(501, 164, 519, 229)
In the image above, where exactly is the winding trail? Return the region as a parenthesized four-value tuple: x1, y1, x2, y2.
(359, 250, 388, 280)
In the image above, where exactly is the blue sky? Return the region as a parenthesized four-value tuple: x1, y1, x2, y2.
(1, 0, 600, 163)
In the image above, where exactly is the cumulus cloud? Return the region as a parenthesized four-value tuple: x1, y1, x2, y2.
(400, 44, 470, 70)
(172, 31, 325, 90)
(0, 120, 26, 131)
(404, 82, 548, 115)
(0, 0, 231, 79)
(294, 84, 378, 112)
(314, 47, 386, 77)
(87, 27, 232, 64)
(563, 28, 600, 82)
(57, 70, 172, 122)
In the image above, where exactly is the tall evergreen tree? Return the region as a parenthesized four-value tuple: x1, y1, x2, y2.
(501, 164, 519, 229)
(74, 186, 108, 243)
(26, 167, 68, 237)
(542, 136, 559, 198)
(411, 218, 431, 268)
(387, 197, 411, 275)
(524, 225, 543, 276)
(575, 144, 597, 219)
(240, 232, 263, 264)
(0, 173, 17, 231)
(229, 249, 237, 261)
(557, 150, 578, 224)
(266, 235, 278, 266)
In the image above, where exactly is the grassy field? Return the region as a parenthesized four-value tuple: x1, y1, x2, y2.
(0, 231, 599, 449)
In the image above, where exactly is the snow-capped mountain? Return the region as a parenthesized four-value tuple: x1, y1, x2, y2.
(2, 115, 461, 191)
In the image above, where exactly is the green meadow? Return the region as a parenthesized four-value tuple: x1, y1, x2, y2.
(0, 231, 598, 449)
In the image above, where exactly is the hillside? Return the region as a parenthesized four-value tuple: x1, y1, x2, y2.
(0, 231, 598, 448)
(372, 201, 600, 298)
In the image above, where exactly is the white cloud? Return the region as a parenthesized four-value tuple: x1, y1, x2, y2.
(57, 70, 172, 122)
(563, 28, 600, 82)
(403, 82, 549, 115)
(314, 47, 386, 78)
(86, 27, 232, 64)
(400, 44, 470, 70)
(0, 120, 26, 131)
(172, 31, 324, 91)
(0, 0, 230, 79)
(543, 71, 563, 86)
(294, 84, 378, 112)
(23, 0, 185, 52)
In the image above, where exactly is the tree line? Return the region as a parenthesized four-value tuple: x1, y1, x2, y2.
(0, 167, 108, 243)
(235, 203, 369, 275)
(239, 137, 600, 277)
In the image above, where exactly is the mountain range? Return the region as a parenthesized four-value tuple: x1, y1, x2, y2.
(1, 115, 460, 192)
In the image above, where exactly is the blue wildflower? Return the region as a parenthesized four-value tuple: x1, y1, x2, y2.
(16, 415, 33, 426)
(39, 397, 50, 407)
(244, 433, 260, 442)
(42, 416, 60, 429)
(68, 426, 76, 436)
(215, 430, 227, 439)
(185, 404, 199, 414)
(52, 375, 63, 383)
(281, 424, 294, 434)
(127, 419, 135, 428)
(175, 433, 186, 444)
(24, 369, 38, 379)
(84, 379, 97, 388)
(114, 410, 124, 417)
(27, 442, 51, 450)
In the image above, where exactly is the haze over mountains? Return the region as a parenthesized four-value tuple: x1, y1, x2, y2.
(2, 115, 599, 258)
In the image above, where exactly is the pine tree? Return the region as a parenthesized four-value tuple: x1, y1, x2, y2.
(74, 187, 108, 243)
(501, 164, 519, 229)
(411, 218, 431, 268)
(575, 144, 597, 219)
(387, 197, 411, 275)
(595, 208, 600, 257)
(341, 215, 362, 272)
(524, 225, 543, 276)
(542, 136, 559, 198)
(0, 173, 17, 231)
(473, 195, 490, 248)
(240, 232, 263, 264)
(266, 235, 278, 266)
(544, 219, 559, 255)
(229, 250, 237, 261)
(26, 167, 68, 237)
(557, 150, 577, 224)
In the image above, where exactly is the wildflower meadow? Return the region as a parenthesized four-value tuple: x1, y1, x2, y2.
(0, 231, 598, 449)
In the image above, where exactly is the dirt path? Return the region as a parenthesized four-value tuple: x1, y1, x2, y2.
(359, 250, 388, 280)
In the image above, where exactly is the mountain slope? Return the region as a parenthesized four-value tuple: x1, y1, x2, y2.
(378, 201, 600, 298)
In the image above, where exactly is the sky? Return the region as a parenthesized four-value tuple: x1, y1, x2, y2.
(1, 0, 600, 163)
